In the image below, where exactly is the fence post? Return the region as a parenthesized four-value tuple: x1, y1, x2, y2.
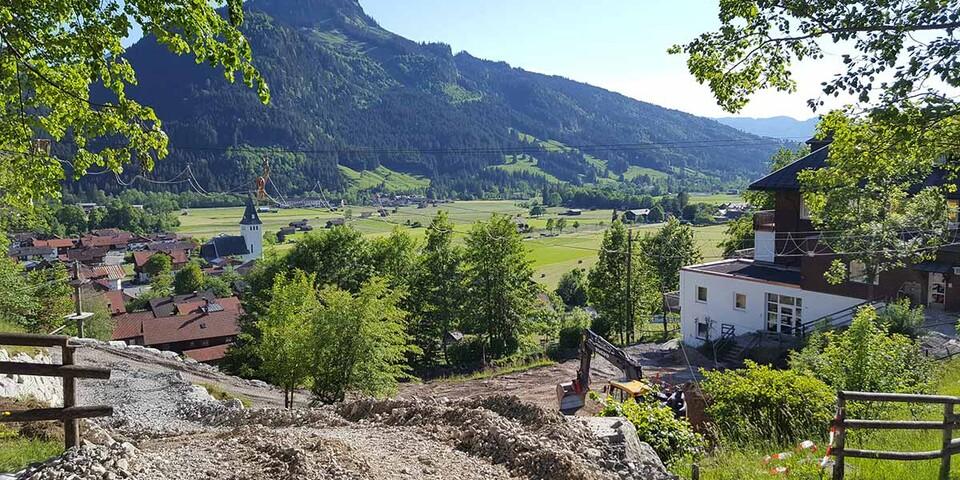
(941, 402, 954, 480)
(62, 345, 79, 449)
(833, 392, 846, 480)
(691, 463, 700, 480)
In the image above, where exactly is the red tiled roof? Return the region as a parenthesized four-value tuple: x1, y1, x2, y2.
(175, 300, 205, 315)
(112, 297, 242, 346)
(81, 235, 130, 248)
(34, 238, 77, 249)
(134, 250, 189, 269)
(112, 311, 151, 340)
(102, 290, 127, 315)
(80, 264, 126, 281)
(182, 344, 231, 363)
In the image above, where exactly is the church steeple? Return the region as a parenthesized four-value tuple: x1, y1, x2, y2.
(240, 196, 263, 226)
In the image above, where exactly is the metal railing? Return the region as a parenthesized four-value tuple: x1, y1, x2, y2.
(831, 391, 960, 480)
(798, 299, 887, 338)
(0, 333, 113, 448)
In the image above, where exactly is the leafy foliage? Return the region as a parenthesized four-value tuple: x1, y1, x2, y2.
(0, 260, 72, 333)
(255, 271, 317, 396)
(790, 306, 934, 395)
(588, 221, 659, 343)
(174, 262, 204, 295)
(717, 215, 753, 258)
(0, 0, 266, 218)
(701, 361, 835, 445)
(311, 277, 418, 403)
(555, 268, 588, 309)
(462, 215, 539, 361)
(595, 393, 703, 466)
(641, 218, 703, 293)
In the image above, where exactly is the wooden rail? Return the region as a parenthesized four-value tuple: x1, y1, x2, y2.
(0, 333, 112, 449)
(831, 390, 960, 479)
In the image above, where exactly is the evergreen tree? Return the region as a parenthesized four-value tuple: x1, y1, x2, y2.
(588, 221, 658, 343)
(407, 212, 463, 366)
(462, 215, 538, 362)
(642, 218, 703, 293)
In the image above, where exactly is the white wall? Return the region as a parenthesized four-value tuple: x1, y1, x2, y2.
(754, 230, 775, 262)
(240, 224, 263, 262)
(679, 267, 863, 346)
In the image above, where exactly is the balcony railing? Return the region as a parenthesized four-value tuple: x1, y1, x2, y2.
(754, 210, 775, 231)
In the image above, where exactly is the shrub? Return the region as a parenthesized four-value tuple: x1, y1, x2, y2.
(878, 298, 925, 338)
(701, 361, 835, 445)
(790, 306, 934, 395)
(595, 393, 703, 465)
(446, 336, 484, 368)
(558, 309, 591, 349)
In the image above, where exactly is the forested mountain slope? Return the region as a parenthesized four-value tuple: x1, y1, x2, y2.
(82, 0, 781, 199)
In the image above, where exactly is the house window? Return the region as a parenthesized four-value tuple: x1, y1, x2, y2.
(800, 196, 810, 220)
(849, 260, 879, 285)
(696, 318, 710, 340)
(949, 199, 960, 225)
(734, 293, 747, 310)
(766, 293, 803, 336)
(696, 286, 708, 303)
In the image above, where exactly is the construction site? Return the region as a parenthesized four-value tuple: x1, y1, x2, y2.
(0, 332, 712, 480)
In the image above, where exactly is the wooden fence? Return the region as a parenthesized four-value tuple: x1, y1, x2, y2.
(831, 391, 960, 480)
(0, 333, 113, 448)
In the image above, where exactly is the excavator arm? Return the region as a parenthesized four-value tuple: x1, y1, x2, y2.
(558, 329, 643, 414)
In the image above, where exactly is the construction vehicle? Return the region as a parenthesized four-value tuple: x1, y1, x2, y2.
(557, 329, 653, 414)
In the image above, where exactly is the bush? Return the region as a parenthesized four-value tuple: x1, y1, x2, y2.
(558, 309, 591, 349)
(701, 361, 835, 445)
(878, 298, 924, 338)
(595, 393, 703, 465)
(790, 306, 934, 395)
(446, 336, 484, 368)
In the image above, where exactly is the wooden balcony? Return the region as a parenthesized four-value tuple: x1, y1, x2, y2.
(753, 210, 775, 231)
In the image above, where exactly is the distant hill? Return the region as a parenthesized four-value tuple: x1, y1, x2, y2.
(713, 116, 818, 140)
(80, 0, 784, 199)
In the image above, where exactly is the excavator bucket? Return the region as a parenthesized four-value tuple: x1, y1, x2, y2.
(557, 380, 585, 414)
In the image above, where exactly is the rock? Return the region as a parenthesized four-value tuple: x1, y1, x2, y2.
(160, 351, 181, 360)
(108, 341, 127, 349)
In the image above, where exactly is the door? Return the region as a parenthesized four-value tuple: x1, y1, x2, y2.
(929, 273, 946, 309)
(766, 293, 803, 336)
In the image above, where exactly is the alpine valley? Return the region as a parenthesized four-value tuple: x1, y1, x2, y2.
(81, 0, 785, 200)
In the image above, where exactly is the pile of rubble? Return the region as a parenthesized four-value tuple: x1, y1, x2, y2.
(6, 343, 676, 480)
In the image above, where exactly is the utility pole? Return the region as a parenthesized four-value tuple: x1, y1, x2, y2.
(626, 229, 633, 344)
(66, 260, 93, 338)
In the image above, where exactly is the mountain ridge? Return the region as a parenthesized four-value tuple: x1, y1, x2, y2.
(81, 0, 783, 199)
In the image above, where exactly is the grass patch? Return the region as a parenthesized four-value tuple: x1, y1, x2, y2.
(338, 165, 430, 194)
(0, 436, 63, 473)
(437, 358, 555, 384)
(198, 383, 252, 408)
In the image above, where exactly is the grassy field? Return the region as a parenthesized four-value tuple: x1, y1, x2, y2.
(176, 200, 729, 287)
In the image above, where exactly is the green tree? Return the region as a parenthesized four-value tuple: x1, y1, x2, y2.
(0, 1, 268, 217)
(0, 260, 72, 333)
(588, 221, 659, 343)
(407, 212, 463, 366)
(545, 217, 555, 232)
(286, 226, 375, 292)
(572, 220, 580, 231)
(647, 205, 665, 223)
(149, 271, 174, 299)
(675, 1, 960, 282)
(256, 270, 318, 408)
(529, 205, 546, 217)
(174, 262, 205, 295)
(462, 215, 538, 362)
(369, 227, 418, 287)
(142, 253, 172, 278)
(311, 277, 418, 403)
(717, 215, 753, 258)
(555, 268, 588, 309)
(641, 218, 703, 293)
(556, 217, 568, 233)
(203, 276, 233, 298)
(790, 306, 934, 395)
(55, 204, 88, 235)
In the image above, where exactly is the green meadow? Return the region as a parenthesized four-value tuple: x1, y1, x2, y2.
(176, 200, 729, 287)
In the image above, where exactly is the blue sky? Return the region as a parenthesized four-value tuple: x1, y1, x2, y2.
(360, 0, 842, 119)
